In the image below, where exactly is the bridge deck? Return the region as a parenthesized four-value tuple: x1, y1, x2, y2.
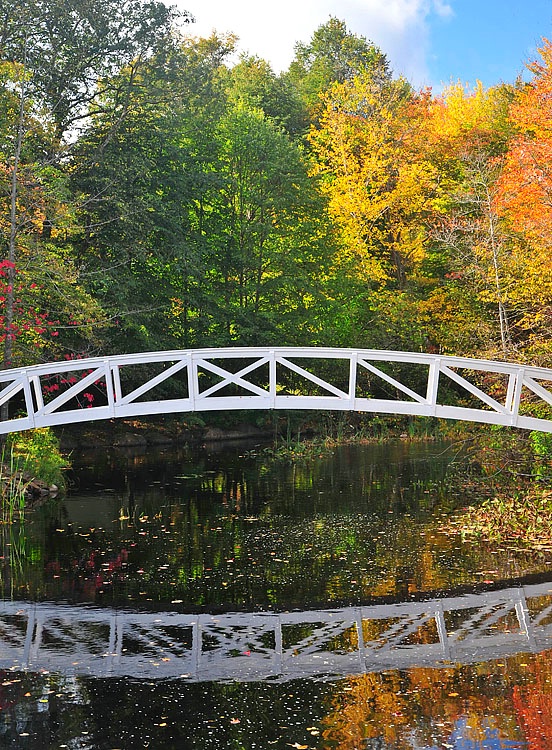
(1, 347, 552, 433)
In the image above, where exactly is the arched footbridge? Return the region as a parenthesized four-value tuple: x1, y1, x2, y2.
(2, 581, 552, 681)
(2, 347, 552, 434)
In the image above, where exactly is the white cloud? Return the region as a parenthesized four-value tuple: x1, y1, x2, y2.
(432, 0, 454, 19)
(179, 0, 452, 87)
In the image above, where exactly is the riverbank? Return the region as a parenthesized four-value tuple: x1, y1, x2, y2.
(0, 428, 66, 517)
(54, 411, 459, 452)
(55, 416, 272, 452)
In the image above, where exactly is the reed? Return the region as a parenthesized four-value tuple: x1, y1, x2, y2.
(0, 446, 29, 525)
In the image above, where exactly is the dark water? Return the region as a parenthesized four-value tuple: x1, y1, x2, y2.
(1, 439, 552, 748)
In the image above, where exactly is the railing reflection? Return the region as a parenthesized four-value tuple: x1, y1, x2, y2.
(2, 581, 552, 681)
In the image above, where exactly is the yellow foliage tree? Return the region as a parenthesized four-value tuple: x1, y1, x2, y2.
(309, 74, 440, 291)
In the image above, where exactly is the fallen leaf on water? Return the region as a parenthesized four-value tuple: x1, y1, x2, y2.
(230, 718, 240, 724)
(287, 744, 309, 749)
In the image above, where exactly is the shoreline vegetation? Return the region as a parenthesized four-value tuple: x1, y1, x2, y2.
(0, 428, 67, 521)
(438, 429, 552, 553)
(3, 413, 552, 556)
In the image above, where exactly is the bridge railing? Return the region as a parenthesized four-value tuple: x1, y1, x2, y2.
(1, 347, 552, 433)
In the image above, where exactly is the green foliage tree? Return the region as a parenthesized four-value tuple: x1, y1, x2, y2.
(226, 55, 308, 137)
(0, 0, 185, 369)
(70, 34, 233, 352)
(208, 103, 335, 344)
(286, 17, 391, 116)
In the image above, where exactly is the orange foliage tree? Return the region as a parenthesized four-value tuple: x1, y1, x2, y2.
(495, 40, 552, 360)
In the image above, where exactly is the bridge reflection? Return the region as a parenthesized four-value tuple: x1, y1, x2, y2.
(2, 581, 552, 681)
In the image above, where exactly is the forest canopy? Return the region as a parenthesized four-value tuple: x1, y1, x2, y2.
(1, 4, 552, 369)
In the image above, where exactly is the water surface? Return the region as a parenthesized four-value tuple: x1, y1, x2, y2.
(1, 439, 551, 748)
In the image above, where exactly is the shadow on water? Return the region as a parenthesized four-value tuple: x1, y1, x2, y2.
(0, 439, 550, 748)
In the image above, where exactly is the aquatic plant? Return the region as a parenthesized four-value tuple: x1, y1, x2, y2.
(446, 491, 552, 550)
(0, 446, 28, 524)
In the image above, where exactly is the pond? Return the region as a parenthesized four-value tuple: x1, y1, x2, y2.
(1, 438, 552, 749)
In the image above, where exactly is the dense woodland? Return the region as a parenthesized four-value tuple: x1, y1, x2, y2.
(3, 1, 552, 371)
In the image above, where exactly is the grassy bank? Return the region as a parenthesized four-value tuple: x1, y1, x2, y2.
(1, 428, 67, 519)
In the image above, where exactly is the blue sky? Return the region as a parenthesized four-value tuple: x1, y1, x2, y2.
(179, 0, 552, 90)
(428, 0, 551, 88)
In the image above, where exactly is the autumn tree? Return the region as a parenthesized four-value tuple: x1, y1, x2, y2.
(495, 40, 552, 361)
(307, 69, 445, 350)
(420, 83, 519, 356)
(0, 59, 103, 369)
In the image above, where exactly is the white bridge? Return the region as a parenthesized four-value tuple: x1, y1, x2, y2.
(2, 581, 552, 681)
(2, 347, 552, 434)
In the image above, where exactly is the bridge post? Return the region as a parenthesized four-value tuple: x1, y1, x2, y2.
(187, 352, 198, 411)
(426, 358, 441, 415)
(348, 352, 358, 407)
(111, 362, 122, 403)
(22, 607, 36, 667)
(506, 367, 524, 426)
(434, 603, 451, 660)
(104, 359, 116, 418)
(22, 371, 36, 430)
(30, 374, 43, 413)
(269, 350, 276, 407)
(275, 616, 283, 673)
(354, 608, 365, 668)
(515, 591, 537, 651)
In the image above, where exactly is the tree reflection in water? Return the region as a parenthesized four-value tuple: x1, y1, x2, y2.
(0, 440, 551, 748)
